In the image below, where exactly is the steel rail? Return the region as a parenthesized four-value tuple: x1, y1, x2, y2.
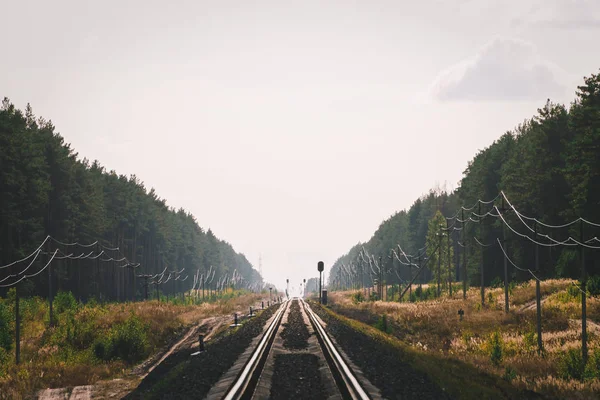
(301, 299, 370, 400)
(223, 300, 288, 400)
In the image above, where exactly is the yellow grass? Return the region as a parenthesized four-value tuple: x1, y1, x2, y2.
(328, 279, 600, 398)
(0, 292, 266, 400)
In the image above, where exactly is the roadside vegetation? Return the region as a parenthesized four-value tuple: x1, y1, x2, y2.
(327, 280, 600, 399)
(0, 289, 264, 399)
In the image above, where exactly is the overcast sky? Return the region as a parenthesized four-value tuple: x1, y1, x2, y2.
(2, 0, 599, 292)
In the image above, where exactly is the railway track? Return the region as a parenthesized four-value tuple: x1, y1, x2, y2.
(216, 298, 374, 400)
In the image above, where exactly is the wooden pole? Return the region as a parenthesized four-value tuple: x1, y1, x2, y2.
(581, 220, 587, 368)
(15, 284, 20, 365)
(447, 222, 452, 297)
(48, 241, 54, 327)
(437, 232, 442, 297)
(462, 209, 467, 299)
(502, 199, 509, 313)
(535, 222, 543, 354)
(480, 202, 485, 306)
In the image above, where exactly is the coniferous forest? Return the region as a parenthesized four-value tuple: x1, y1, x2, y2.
(330, 70, 600, 290)
(0, 98, 262, 302)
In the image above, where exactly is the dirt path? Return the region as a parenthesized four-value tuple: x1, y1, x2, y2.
(518, 296, 550, 312)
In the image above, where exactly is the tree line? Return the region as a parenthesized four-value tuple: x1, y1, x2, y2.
(0, 98, 262, 302)
(330, 69, 600, 290)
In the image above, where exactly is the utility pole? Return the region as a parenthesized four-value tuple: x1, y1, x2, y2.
(534, 222, 543, 354)
(462, 208, 467, 299)
(408, 255, 412, 301)
(581, 220, 587, 368)
(418, 253, 422, 293)
(447, 219, 452, 297)
(480, 202, 485, 306)
(48, 240, 54, 327)
(437, 231, 442, 298)
(15, 283, 20, 365)
(502, 199, 509, 313)
(378, 256, 383, 301)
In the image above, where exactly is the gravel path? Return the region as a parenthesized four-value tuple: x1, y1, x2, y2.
(269, 354, 326, 400)
(280, 300, 310, 349)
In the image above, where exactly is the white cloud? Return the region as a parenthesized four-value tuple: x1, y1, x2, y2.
(429, 37, 565, 102)
(511, 0, 600, 29)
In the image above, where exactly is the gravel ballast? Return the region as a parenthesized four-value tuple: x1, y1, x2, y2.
(124, 305, 278, 400)
(311, 302, 452, 400)
(280, 300, 310, 349)
(269, 353, 326, 400)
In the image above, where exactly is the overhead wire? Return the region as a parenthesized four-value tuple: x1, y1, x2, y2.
(0, 236, 50, 269)
(0, 249, 59, 288)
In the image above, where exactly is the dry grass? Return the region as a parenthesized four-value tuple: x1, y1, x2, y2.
(328, 279, 600, 399)
(0, 292, 266, 400)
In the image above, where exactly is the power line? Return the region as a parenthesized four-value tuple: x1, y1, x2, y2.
(0, 250, 59, 288)
(0, 236, 50, 270)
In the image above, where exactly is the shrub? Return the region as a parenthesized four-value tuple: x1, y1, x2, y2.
(53, 291, 77, 314)
(558, 348, 585, 380)
(351, 291, 365, 304)
(71, 316, 98, 350)
(523, 330, 537, 354)
(585, 348, 600, 379)
(503, 366, 517, 382)
(461, 329, 474, 347)
(374, 315, 392, 334)
(557, 284, 581, 303)
(0, 346, 8, 376)
(587, 275, 600, 297)
(491, 277, 503, 289)
(0, 302, 12, 352)
(414, 286, 422, 298)
(487, 292, 495, 306)
(106, 315, 149, 364)
(488, 330, 503, 366)
(93, 337, 109, 360)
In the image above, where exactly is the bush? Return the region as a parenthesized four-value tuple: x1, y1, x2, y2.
(0, 302, 12, 352)
(557, 284, 581, 303)
(412, 285, 435, 302)
(488, 330, 503, 366)
(352, 291, 365, 304)
(486, 292, 493, 303)
(53, 291, 78, 314)
(374, 315, 392, 334)
(523, 330, 537, 354)
(584, 348, 600, 379)
(558, 348, 585, 380)
(461, 329, 474, 347)
(414, 285, 422, 298)
(0, 346, 8, 376)
(490, 277, 503, 289)
(587, 275, 600, 297)
(93, 337, 109, 360)
(503, 366, 517, 382)
(71, 315, 98, 350)
(100, 315, 149, 364)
